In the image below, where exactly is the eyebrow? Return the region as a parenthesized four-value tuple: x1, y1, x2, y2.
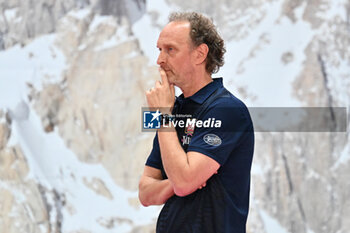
(157, 42, 178, 49)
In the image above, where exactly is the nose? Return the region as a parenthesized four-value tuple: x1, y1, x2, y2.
(157, 50, 165, 65)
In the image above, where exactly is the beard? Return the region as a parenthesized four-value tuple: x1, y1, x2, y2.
(166, 72, 177, 85)
(160, 66, 182, 86)
(162, 68, 175, 84)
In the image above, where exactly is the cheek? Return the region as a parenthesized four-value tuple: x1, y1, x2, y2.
(169, 55, 191, 73)
(180, 58, 194, 70)
(174, 56, 189, 67)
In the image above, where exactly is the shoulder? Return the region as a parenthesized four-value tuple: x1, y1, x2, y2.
(202, 88, 253, 131)
(208, 88, 249, 116)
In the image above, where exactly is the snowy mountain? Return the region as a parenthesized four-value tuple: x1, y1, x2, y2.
(0, 0, 349, 232)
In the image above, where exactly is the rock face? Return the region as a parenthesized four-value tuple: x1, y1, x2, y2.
(51, 10, 157, 190)
(0, 0, 145, 49)
(0, 0, 349, 233)
(0, 110, 57, 233)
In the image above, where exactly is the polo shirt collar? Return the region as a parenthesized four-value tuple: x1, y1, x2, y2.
(178, 78, 223, 104)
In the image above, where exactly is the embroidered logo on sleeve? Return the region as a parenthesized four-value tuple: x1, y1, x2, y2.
(203, 134, 222, 146)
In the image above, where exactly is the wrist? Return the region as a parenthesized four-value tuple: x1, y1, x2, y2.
(160, 113, 174, 125)
(159, 113, 177, 131)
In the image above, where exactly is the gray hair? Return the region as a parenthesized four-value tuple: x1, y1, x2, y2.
(169, 12, 226, 74)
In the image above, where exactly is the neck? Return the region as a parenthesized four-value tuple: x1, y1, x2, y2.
(181, 71, 212, 98)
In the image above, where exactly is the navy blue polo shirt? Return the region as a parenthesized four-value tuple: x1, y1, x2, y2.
(146, 78, 254, 233)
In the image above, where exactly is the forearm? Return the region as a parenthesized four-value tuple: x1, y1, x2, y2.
(158, 127, 193, 194)
(139, 176, 174, 207)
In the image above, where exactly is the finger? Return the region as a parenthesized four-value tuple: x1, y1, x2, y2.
(155, 80, 161, 88)
(159, 68, 169, 86)
(147, 87, 154, 93)
(145, 92, 152, 107)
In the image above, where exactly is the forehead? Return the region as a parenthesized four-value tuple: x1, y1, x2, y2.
(157, 21, 191, 47)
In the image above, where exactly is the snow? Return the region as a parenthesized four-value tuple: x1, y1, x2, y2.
(5, 74, 159, 233)
(321, 51, 350, 107)
(87, 14, 138, 52)
(89, 15, 116, 33)
(307, 226, 316, 233)
(333, 142, 350, 169)
(0, 110, 5, 123)
(311, 0, 350, 108)
(132, 13, 160, 65)
(0, 181, 27, 204)
(123, 50, 139, 59)
(68, 8, 91, 20)
(306, 168, 322, 180)
(132, 0, 180, 65)
(94, 23, 132, 52)
(0, 33, 66, 108)
(259, 209, 289, 233)
(218, 1, 311, 107)
(78, 43, 87, 51)
(0, 32, 160, 232)
(251, 162, 264, 176)
(125, 0, 147, 24)
(4, 8, 18, 21)
(316, 0, 348, 21)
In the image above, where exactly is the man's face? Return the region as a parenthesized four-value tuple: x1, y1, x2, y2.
(156, 21, 195, 87)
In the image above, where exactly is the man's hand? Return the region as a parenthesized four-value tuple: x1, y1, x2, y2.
(146, 68, 175, 115)
(198, 170, 218, 189)
(139, 166, 175, 206)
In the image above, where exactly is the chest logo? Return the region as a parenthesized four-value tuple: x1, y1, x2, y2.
(203, 134, 222, 146)
(185, 119, 196, 136)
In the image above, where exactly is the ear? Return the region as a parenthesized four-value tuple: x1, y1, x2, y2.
(194, 43, 209, 65)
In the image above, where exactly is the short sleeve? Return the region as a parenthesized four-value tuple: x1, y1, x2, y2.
(145, 132, 162, 169)
(187, 101, 253, 166)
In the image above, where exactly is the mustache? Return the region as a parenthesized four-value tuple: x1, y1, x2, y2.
(159, 66, 171, 71)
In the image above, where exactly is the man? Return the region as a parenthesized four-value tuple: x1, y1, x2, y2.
(139, 12, 254, 233)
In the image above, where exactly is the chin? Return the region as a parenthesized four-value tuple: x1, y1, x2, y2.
(166, 74, 175, 84)
(168, 77, 177, 85)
